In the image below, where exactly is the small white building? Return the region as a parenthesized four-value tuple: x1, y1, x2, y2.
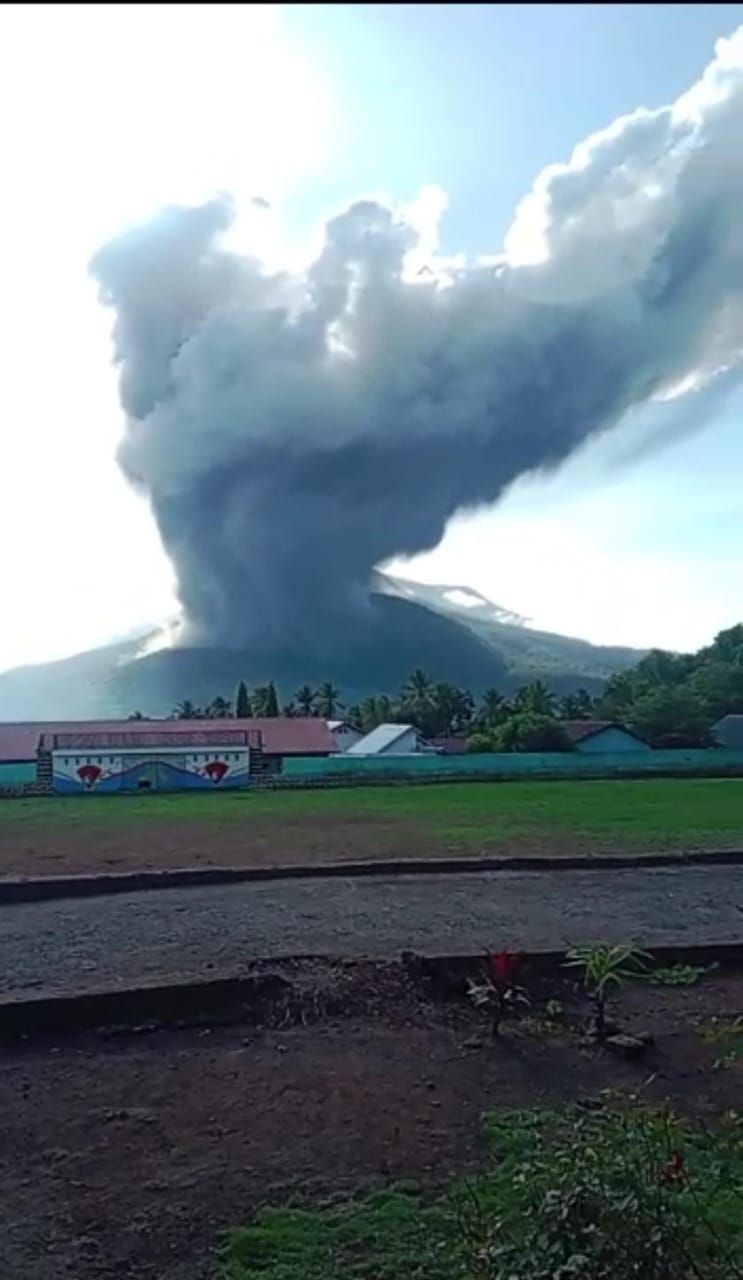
(327, 720, 364, 753)
(345, 723, 427, 756)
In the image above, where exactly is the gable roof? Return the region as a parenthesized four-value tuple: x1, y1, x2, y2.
(713, 714, 743, 748)
(0, 718, 334, 762)
(560, 719, 649, 746)
(346, 723, 417, 755)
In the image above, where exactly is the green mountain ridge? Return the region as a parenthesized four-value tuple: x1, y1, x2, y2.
(0, 578, 645, 719)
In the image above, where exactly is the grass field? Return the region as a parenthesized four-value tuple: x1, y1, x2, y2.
(1, 777, 742, 877)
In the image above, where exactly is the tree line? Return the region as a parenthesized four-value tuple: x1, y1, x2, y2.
(129, 673, 595, 751)
(126, 625, 743, 750)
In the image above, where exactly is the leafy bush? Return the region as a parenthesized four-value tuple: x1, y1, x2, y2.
(650, 962, 719, 986)
(219, 1107, 743, 1279)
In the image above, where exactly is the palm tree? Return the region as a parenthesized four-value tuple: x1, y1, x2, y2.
(207, 696, 232, 719)
(294, 684, 316, 717)
(479, 688, 511, 728)
(359, 696, 381, 731)
(314, 681, 343, 719)
(376, 694, 394, 722)
(172, 699, 203, 720)
(514, 680, 556, 718)
(401, 668, 435, 704)
(127, 710, 145, 721)
(416, 683, 474, 736)
(559, 688, 594, 720)
(346, 704, 363, 730)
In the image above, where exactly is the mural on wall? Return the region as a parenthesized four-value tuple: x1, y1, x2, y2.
(54, 750, 250, 794)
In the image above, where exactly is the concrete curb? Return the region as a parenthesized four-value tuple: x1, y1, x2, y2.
(2, 848, 743, 904)
(2, 942, 742, 1041)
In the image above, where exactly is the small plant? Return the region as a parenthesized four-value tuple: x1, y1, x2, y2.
(650, 962, 718, 986)
(564, 942, 650, 1040)
(466, 950, 529, 1036)
(704, 1016, 743, 1070)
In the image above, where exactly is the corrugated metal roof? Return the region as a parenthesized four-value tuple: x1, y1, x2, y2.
(346, 723, 417, 755)
(0, 718, 334, 762)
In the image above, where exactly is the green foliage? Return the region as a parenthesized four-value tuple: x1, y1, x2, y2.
(491, 712, 571, 753)
(650, 962, 719, 986)
(253, 683, 280, 717)
(313, 682, 343, 719)
(207, 696, 232, 718)
(171, 699, 204, 720)
(627, 687, 713, 748)
(513, 679, 557, 717)
(220, 1107, 743, 1280)
(235, 681, 252, 719)
(293, 685, 316, 717)
(558, 688, 595, 720)
(565, 943, 650, 1037)
(479, 687, 512, 728)
(597, 623, 743, 745)
(220, 1187, 459, 1280)
(134, 619, 743, 746)
(704, 1016, 743, 1069)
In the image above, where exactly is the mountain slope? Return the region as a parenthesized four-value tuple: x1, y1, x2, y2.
(0, 579, 644, 719)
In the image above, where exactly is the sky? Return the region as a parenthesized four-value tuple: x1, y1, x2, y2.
(2, 2, 743, 673)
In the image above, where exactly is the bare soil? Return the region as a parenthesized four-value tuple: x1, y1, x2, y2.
(0, 813, 431, 878)
(1, 960, 741, 1280)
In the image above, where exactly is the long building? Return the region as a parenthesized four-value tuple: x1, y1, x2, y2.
(0, 718, 335, 792)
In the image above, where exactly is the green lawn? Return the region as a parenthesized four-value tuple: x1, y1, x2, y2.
(1, 777, 742, 878)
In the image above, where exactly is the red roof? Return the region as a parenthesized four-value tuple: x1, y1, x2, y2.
(0, 718, 334, 762)
(430, 736, 470, 755)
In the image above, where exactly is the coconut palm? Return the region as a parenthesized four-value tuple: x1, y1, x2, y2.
(479, 688, 511, 728)
(558, 688, 594, 720)
(401, 668, 435, 705)
(514, 680, 556, 718)
(294, 684, 317, 716)
(207, 696, 232, 718)
(172, 699, 203, 720)
(314, 681, 343, 719)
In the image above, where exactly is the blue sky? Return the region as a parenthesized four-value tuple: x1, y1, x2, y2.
(1, 3, 742, 671)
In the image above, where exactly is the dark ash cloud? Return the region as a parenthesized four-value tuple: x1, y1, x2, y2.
(90, 30, 743, 648)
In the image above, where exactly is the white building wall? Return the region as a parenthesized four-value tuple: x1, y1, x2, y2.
(329, 723, 363, 752)
(378, 726, 419, 755)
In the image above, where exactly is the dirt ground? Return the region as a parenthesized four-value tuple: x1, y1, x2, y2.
(1, 960, 741, 1280)
(0, 812, 437, 878)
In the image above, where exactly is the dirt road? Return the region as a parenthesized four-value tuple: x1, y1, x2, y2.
(2, 864, 742, 1001)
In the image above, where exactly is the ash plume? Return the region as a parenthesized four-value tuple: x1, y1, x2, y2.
(91, 30, 743, 651)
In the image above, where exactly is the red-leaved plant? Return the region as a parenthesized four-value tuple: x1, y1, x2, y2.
(467, 949, 530, 1035)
